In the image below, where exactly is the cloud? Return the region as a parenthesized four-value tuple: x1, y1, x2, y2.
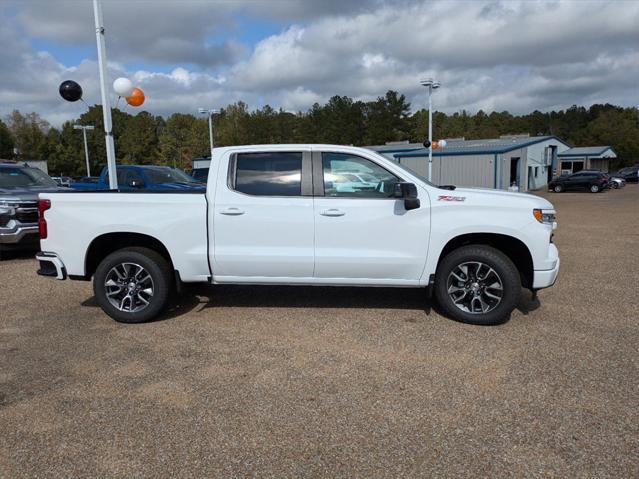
(14, 1, 245, 67)
(10, 0, 390, 68)
(0, 0, 637, 127)
(229, 0, 639, 110)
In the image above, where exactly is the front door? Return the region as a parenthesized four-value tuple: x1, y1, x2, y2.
(312, 151, 430, 283)
(213, 150, 315, 280)
(566, 172, 587, 190)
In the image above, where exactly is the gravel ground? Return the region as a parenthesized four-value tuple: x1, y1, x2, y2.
(1, 185, 638, 478)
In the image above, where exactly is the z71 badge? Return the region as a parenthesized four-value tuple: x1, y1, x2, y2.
(437, 195, 466, 202)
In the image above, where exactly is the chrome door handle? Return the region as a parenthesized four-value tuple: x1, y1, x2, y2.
(220, 208, 245, 216)
(320, 209, 345, 217)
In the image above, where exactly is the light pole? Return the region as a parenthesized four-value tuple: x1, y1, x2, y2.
(73, 125, 95, 176)
(198, 108, 220, 160)
(93, 0, 118, 189)
(420, 79, 440, 182)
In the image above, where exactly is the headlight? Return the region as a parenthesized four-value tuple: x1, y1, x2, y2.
(533, 208, 556, 226)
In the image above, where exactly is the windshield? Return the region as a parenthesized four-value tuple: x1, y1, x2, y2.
(143, 167, 200, 184)
(0, 167, 58, 188)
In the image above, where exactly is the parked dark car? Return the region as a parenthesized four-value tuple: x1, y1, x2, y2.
(70, 165, 206, 191)
(191, 167, 209, 182)
(0, 163, 65, 252)
(73, 176, 100, 184)
(548, 171, 609, 193)
(613, 166, 639, 183)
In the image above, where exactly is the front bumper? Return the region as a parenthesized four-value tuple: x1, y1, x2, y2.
(0, 223, 38, 244)
(36, 252, 67, 280)
(0, 202, 39, 245)
(533, 243, 560, 289)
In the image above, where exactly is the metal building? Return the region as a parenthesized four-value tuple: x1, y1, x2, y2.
(367, 135, 572, 192)
(557, 146, 616, 175)
(192, 156, 211, 170)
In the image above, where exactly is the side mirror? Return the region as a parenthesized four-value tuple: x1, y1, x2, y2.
(393, 182, 420, 210)
(128, 179, 144, 188)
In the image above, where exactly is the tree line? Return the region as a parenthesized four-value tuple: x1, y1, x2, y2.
(1, 91, 637, 177)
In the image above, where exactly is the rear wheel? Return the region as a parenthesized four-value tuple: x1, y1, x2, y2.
(94, 247, 172, 323)
(553, 184, 563, 193)
(434, 245, 521, 325)
(590, 184, 600, 193)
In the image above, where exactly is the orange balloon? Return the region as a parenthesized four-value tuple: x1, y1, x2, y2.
(431, 141, 439, 150)
(126, 87, 145, 107)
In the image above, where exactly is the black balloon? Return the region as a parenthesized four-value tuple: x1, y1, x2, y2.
(59, 80, 83, 102)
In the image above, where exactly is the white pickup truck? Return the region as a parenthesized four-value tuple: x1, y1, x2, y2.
(36, 144, 559, 325)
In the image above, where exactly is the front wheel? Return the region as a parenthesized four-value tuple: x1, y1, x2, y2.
(553, 185, 563, 193)
(590, 184, 600, 193)
(611, 182, 619, 189)
(434, 245, 521, 325)
(94, 247, 172, 323)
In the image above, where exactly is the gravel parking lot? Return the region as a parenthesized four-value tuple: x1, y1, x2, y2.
(1, 185, 638, 478)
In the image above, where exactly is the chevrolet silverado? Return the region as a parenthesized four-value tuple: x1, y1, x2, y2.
(35, 144, 560, 325)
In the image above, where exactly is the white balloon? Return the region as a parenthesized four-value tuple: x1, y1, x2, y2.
(439, 139, 447, 148)
(113, 77, 134, 97)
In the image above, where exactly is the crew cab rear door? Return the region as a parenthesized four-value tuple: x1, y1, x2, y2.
(311, 149, 430, 283)
(212, 149, 315, 280)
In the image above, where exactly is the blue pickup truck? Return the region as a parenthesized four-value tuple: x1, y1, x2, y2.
(70, 165, 206, 191)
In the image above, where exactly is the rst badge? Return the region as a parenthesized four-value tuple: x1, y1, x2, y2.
(437, 195, 466, 202)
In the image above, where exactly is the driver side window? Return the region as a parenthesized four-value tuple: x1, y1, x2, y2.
(321, 152, 399, 198)
(125, 170, 144, 185)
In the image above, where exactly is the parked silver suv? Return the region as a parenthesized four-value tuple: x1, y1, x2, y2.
(0, 163, 64, 253)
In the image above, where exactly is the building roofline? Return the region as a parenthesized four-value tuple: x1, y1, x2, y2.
(558, 146, 614, 157)
(395, 135, 572, 158)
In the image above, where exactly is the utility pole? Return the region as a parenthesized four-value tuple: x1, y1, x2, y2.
(73, 124, 95, 176)
(198, 108, 220, 159)
(93, 0, 118, 189)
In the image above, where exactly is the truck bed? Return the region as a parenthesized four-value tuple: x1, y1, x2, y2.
(39, 192, 210, 282)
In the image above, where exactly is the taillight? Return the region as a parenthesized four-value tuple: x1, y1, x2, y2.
(38, 199, 51, 239)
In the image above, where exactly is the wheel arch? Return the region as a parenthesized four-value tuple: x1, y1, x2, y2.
(436, 233, 534, 289)
(84, 232, 175, 279)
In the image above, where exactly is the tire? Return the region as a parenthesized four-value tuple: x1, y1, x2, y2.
(553, 184, 563, 193)
(611, 182, 619, 189)
(93, 247, 172, 323)
(590, 184, 600, 193)
(434, 245, 521, 325)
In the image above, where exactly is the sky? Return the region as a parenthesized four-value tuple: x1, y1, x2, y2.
(0, 0, 638, 126)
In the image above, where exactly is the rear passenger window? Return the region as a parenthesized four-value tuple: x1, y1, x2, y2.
(234, 152, 302, 196)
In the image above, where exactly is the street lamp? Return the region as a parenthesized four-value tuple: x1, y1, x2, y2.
(73, 124, 95, 176)
(420, 79, 441, 182)
(198, 108, 220, 159)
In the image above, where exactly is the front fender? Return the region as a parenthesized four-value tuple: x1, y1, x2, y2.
(423, 203, 551, 280)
